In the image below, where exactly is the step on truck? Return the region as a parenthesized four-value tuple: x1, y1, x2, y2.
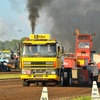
(62, 33, 98, 86)
(17, 34, 65, 86)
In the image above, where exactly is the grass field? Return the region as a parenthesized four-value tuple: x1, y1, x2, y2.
(70, 96, 91, 100)
(53, 96, 91, 100)
(0, 74, 21, 79)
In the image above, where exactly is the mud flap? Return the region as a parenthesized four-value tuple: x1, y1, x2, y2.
(78, 70, 89, 84)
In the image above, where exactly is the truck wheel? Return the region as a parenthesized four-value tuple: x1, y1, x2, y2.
(34, 82, 38, 86)
(55, 81, 60, 87)
(60, 71, 64, 87)
(6, 67, 8, 71)
(67, 72, 72, 86)
(42, 82, 45, 86)
(8, 67, 11, 71)
(88, 74, 93, 86)
(22, 80, 30, 86)
(38, 82, 45, 86)
(0, 67, 2, 71)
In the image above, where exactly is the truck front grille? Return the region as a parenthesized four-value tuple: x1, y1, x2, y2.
(24, 66, 53, 68)
(23, 61, 54, 68)
(23, 61, 54, 65)
(31, 62, 46, 65)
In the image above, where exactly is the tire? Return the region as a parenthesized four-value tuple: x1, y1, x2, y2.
(38, 82, 45, 86)
(8, 67, 11, 71)
(67, 72, 72, 86)
(0, 66, 2, 71)
(42, 82, 46, 86)
(34, 82, 38, 86)
(55, 81, 60, 87)
(6, 67, 9, 71)
(60, 71, 64, 87)
(0, 63, 3, 71)
(88, 75, 92, 85)
(22, 80, 30, 86)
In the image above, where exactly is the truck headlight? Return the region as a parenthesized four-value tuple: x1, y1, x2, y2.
(46, 62, 54, 65)
(51, 71, 56, 75)
(22, 69, 27, 74)
(23, 62, 31, 65)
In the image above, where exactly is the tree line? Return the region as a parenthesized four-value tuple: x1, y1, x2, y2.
(1, 37, 100, 54)
(0, 37, 27, 52)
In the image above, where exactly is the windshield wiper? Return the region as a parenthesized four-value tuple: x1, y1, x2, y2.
(28, 55, 37, 57)
(23, 55, 37, 57)
(23, 55, 56, 57)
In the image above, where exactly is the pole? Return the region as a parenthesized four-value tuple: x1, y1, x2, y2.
(18, 30, 22, 56)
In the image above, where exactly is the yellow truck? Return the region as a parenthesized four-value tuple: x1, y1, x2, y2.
(17, 34, 65, 86)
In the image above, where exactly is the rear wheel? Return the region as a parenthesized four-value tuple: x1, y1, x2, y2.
(6, 67, 9, 71)
(38, 82, 46, 86)
(34, 82, 38, 86)
(60, 71, 64, 87)
(0, 67, 2, 71)
(42, 82, 46, 86)
(8, 67, 11, 71)
(22, 80, 30, 86)
(67, 71, 72, 86)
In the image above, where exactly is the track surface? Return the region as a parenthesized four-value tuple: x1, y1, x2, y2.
(0, 71, 100, 100)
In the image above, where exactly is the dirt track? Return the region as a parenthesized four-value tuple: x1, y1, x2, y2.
(0, 71, 100, 100)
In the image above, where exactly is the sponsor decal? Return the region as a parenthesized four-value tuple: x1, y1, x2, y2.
(77, 53, 89, 57)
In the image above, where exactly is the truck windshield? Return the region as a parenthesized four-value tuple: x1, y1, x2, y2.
(77, 42, 90, 49)
(22, 43, 56, 57)
(1, 52, 11, 59)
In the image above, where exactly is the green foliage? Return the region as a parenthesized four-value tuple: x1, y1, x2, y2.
(0, 37, 27, 52)
(20, 37, 27, 43)
(70, 96, 91, 100)
(0, 41, 4, 50)
(3, 40, 19, 52)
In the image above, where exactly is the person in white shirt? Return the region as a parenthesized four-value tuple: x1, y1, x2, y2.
(84, 43, 89, 48)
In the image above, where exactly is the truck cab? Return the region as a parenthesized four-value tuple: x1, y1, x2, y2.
(18, 34, 65, 86)
(75, 34, 93, 66)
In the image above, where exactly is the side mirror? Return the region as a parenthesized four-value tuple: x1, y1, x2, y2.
(91, 51, 95, 53)
(17, 43, 20, 56)
(17, 43, 20, 50)
(62, 47, 65, 53)
(17, 52, 20, 56)
(11, 51, 14, 59)
(11, 51, 13, 54)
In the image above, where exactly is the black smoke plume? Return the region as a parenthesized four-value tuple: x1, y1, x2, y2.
(27, 0, 52, 34)
(27, 0, 100, 53)
(43, 0, 100, 53)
